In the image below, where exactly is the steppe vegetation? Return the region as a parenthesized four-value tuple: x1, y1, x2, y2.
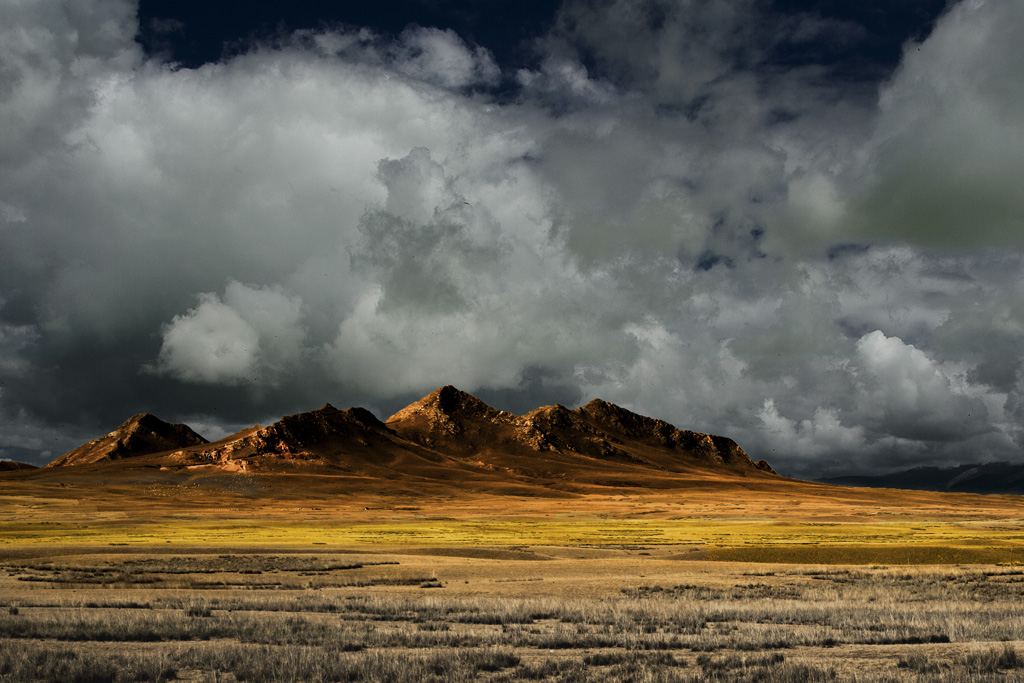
(4, 479, 1024, 566)
(3, 465, 1024, 681)
(3, 550, 1024, 682)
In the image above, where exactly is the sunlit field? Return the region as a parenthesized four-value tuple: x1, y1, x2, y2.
(4, 517, 1024, 566)
(3, 473, 1023, 565)
(2, 475, 1024, 681)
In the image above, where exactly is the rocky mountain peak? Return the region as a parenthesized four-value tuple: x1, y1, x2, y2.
(388, 385, 506, 423)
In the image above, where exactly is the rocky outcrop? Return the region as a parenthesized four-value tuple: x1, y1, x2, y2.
(512, 404, 637, 461)
(385, 385, 520, 455)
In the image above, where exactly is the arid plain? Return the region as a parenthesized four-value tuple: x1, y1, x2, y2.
(2, 388, 1024, 681)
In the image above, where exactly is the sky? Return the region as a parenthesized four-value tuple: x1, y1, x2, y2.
(1, 0, 1022, 478)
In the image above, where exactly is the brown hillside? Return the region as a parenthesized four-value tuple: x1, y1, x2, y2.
(45, 413, 208, 468)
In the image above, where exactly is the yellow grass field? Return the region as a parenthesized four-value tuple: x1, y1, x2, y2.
(3, 474, 1023, 565)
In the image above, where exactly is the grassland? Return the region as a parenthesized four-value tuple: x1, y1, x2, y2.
(3, 551, 1024, 681)
(3, 475, 1023, 565)
(2, 473, 1024, 680)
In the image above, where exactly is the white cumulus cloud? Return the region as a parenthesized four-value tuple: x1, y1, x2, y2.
(152, 281, 304, 385)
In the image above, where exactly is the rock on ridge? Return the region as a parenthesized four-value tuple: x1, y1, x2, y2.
(384, 388, 767, 472)
(46, 413, 208, 468)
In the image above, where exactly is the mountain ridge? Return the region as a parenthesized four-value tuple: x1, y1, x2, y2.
(30, 386, 777, 492)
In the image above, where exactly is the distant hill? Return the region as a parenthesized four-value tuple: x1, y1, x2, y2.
(0, 460, 38, 472)
(37, 386, 776, 493)
(820, 462, 1024, 495)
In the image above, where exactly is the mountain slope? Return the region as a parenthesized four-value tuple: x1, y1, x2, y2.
(385, 385, 519, 455)
(44, 413, 208, 468)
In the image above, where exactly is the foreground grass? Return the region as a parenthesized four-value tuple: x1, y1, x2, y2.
(8, 641, 1024, 683)
(3, 554, 1024, 681)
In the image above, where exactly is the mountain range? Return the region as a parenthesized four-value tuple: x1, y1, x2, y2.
(10, 387, 1024, 497)
(27, 386, 775, 494)
(820, 462, 1024, 496)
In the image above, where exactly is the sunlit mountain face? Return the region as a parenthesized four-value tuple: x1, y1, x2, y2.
(2, 0, 1021, 480)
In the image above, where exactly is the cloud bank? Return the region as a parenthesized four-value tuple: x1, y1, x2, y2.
(0, 0, 1021, 477)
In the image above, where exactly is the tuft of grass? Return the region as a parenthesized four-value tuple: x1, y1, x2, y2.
(183, 600, 212, 618)
(896, 653, 942, 674)
(964, 643, 1023, 673)
(0, 645, 176, 683)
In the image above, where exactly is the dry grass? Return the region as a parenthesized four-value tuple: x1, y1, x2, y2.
(3, 553, 1024, 681)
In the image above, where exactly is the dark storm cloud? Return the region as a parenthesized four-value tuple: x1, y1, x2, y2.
(1, 0, 1021, 479)
(845, 0, 1024, 249)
